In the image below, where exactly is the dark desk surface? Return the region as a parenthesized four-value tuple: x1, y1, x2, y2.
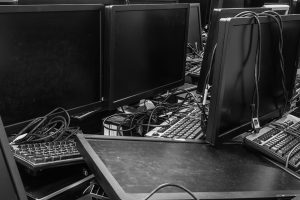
(77, 135, 300, 200)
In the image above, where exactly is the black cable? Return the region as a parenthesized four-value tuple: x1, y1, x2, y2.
(187, 43, 201, 58)
(103, 88, 201, 136)
(261, 10, 288, 113)
(234, 12, 262, 131)
(146, 106, 166, 132)
(199, 43, 217, 131)
(234, 11, 259, 18)
(13, 117, 46, 140)
(143, 183, 198, 200)
(202, 43, 217, 97)
(11, 107, 78, 144)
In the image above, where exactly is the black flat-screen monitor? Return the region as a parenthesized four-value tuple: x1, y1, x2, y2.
(207, 0, 222, 23)
(76, 134, 300, 200)
(128, 0, 178, 3)
(187, 3, 203, 51)
(0, 5, 103, 127)
(0, 117, 28, 200)
(207, 0, 245, 27)
(244, 0, 279, 7)
(244, 0, 291, 9)
(17, 0, 116, 4)
(206, 15, 300, 145)
(263, 4, 290, 15)
(197, 7, 270, 94)
(222, 0, 244, 8)
(17, 0, 178, 5)
(104, 4, 189, 108)
(178, 0, 210, 27)
(290, 0, 300, 14)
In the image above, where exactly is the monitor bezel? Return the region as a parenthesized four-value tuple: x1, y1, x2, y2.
(104, 4, 189, 109)
(76, 134, 300, 200)
(206, 15, 300, 145)
(0, 4, 105, 130)
(0, 117, 28, 200)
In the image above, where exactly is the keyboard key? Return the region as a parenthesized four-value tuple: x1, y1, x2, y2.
(11, 139, 83, 171)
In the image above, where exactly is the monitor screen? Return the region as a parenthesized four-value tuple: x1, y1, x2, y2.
(206, 15, 300, 145)
(0, 5, 103, 126)
(0, 118, 27, 200)
(76, 135, 300, 200)
(197, 7, 270, 94)
(187, 3, 203, 51)
(104, 4, 188, 108)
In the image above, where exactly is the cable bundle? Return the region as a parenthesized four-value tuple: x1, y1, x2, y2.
(234, 10, 287, 132)
(261, 11, 288, 112)
(11, 107, 81, 144)
(234, 11, 262, 132)
(103, 89, 203, 136)
(187, 43, 202, 58)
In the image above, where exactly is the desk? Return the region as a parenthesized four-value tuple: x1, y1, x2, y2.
(76, 135, 300, 200)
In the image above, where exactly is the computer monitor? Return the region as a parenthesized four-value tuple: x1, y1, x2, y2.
(223, 0, 244, 7)
(187, 3, 203, 52)
(207, 0, 222, 23)
(104, 4, 189, 108)
(128, 0, 178, 3)
(197, 7, 270, 94)
(0, 117, 28, 200)
(0, 5, 103, 128)
(263, 4, 290, 14)
(17, 0, 117, 5)
(206, 15, 300, 145)
(212, 0, 244, 8)
(244, 0, 286, 7)
(206, 0, 245, 27)
(17, 0, 178, 4)
(178, 0, 210, 27)
(76, 134, 300, 200)
(290, 0, 300, 14)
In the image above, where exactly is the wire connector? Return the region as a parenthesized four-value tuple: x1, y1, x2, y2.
(252, 117, 261, 133)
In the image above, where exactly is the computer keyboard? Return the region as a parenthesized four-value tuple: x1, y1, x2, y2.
(11, 139, 83, 171)
(185, 57, 202, 77)
(145, 106, 204, 140)
(245, 114, 300, 170)
(185, 64, 201, 76)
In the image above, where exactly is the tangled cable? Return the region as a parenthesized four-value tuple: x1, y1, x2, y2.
(102, 89, 203, 136)
(234, 10, 287, 132)
(11, 107, 81, 144)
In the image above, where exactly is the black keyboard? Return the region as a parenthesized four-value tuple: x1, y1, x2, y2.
(146, 106, 204, 140)
(186, 64, 201, 76)
(245, 114, 300, 170)
(11, 140, 83, 171)
(185, 57, 202, 77)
